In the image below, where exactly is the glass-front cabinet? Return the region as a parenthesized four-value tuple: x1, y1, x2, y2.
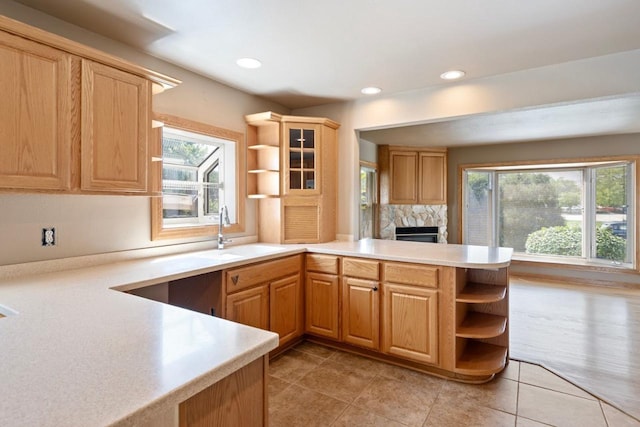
(285, 123, 321, 195)
(245, 112, 339, 243)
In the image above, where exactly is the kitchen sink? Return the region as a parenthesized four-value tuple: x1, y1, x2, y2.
(208, 252, 245, 261)
(195, 245, 290, 261)
(0, 304, 17, 318)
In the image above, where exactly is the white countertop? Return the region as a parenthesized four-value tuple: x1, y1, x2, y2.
(0, 239, 511, 426)
(308, 239, 513, 269)
(0, 245, 301, 427)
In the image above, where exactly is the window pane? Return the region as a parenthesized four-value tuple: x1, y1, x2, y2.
(161, 126, 222, 222)
(360, 167, 377, 239)
(464, 171, 491, 246)
(595, 164, 629, 262)
(289, 171, 302, 189)
(303, 171, 315, 189)
(302, 129, 315, 148)
(289, 129, 302, 148)
(499, 170, 582, 255)
(302, 152, 314, 169)
(162, 181, 198, 218)
(204, 165, 219, 216)
(290, 151, 301, 169)
(163, 135, 216, 167)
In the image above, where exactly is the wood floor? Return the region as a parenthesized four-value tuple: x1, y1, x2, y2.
(510, 277, 640, 421)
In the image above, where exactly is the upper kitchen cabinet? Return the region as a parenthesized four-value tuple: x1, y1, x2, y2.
(245, 112, 340, 243)
(283, 122, 322, 195)
(0, 16, 180, 195)
(379, 146, 447, 205)
(81, 60, 149, 193)
(0, 31, 73, 191)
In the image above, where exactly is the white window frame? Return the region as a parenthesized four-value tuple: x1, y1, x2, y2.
(462, 159, 636, 269)
(161, 126, 226, 228)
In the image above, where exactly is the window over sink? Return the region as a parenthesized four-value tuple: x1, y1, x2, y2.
(151, 114, 245, 240)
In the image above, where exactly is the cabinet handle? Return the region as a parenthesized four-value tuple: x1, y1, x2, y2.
(231, 275, 239, 285)
(372, 286, 378, 291)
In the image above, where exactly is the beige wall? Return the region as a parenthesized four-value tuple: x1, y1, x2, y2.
(358, 139, 378, 164)
(0, 2, 288, 265)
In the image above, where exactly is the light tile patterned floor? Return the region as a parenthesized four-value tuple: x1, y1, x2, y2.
(269, 341, 640, 427)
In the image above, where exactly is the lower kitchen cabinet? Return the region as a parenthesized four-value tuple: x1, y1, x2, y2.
(270, 274, 303, 347)
(305, 272, 340, 340)
(342, 277, 380, 350)
(224, 254, 303, 349)
(382, 283, 438, 364)
(226, 285, 269, 330)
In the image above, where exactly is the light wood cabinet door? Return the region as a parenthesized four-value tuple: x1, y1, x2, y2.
(305, 272, 340, 339)
(382, 283, 438, 364)
(0, 31, 73, 191)
(226, 285, 269, 330)
(270, 274, 303, 347)
(418, 151, 447, 204)
(283, 196, 321, 243)
(389, 151, 418, 204)
(283, 122, 322, 195)
(342, 277, 380, 350)
(81, 59, 149, 192)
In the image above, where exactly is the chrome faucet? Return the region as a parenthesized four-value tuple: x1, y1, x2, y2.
(218, 205, 232, 249)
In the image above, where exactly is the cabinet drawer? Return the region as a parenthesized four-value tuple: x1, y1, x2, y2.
(226, 255, 301, 293)
(383, 262, 439, 288)
(306, 253, 340, 274)
(342, 257, 380, 280)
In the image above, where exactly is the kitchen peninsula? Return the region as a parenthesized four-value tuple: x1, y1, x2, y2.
(0, 239, 511, 426)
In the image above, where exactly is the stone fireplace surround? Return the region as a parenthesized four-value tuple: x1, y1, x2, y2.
(378, 204, 447, 243)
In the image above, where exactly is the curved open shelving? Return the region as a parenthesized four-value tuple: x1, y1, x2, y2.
(457, 312, 507, 339)
(455, 341, 508, 376)
(457, 282, 506, 304)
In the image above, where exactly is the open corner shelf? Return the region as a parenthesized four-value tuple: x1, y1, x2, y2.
(248, 194, 280, 199)
(457, 312, 507, 339)
(453, 266, 509, 378)
(455, 341, 508, 376)
(248, 144, 279, 151)
(457, 282, 506, 304)
(248, 169, 279, 174)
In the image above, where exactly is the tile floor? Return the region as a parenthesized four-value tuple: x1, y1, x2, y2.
(269, 341, 640, 427)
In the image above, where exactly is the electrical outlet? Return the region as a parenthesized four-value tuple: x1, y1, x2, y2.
(42, 228, 56, 247)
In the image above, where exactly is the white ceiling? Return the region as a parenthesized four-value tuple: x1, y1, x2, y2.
(14, 0, 640, 145)
(360, 95, 640, 146)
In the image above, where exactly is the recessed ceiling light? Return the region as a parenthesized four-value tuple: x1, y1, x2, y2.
(236, 58, 262, 69)
(440, 70, 466, 80)
(361, 87, 382, 95)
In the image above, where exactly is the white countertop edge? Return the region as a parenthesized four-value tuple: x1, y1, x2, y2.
(112, 335, 278, 427)
(111, 247, 307, 293)
(305, 240, 513, 269)
(306, 247, 511, 269)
